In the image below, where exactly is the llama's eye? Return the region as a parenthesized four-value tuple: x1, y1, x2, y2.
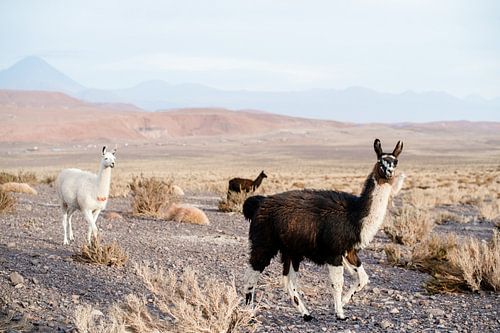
(394, 160, 398, 166)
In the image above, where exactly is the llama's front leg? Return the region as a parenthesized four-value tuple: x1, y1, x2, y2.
(342, 260, 369, 306)
(84, 210, 97, 244)
(342, 250, 370, 306)
(283, 259, 312, 321)
(328, 264, 346, 320)
(91, 209, 101, 239)
(243, 265, 261, 307)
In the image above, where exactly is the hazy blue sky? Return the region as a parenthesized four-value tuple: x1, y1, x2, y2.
(1, 0, 499, 98)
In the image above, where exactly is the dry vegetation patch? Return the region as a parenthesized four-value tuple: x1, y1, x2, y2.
(385, 232, 500, 293)
(0, 189, 15, 213)
(73, 237, 128, 267)
(384, 205, 434, 246)
(0, 170, 37, 184)
(218, 191, 249, 213)
(74, 265, 257, 333)
(129, 175, 178, 218)
(449, 232, 500, 292)
(0, 311, 32, 333)
(478, 200, 500, 222)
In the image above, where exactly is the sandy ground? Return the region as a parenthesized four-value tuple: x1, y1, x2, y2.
(0, 182, 498, 332)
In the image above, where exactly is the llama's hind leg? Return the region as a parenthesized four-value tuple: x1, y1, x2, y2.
(67, 208, 76, 242)
(328, 257, 346, 320)
(342, 250, 369, 306)
(61, 206, 69, 245)
(283, 257, 312, 321)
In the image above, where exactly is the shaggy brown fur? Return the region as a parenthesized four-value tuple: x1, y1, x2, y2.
(242, 139, 403, 320)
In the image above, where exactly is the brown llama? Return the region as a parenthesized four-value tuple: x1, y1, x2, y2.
(227, 171, 267, 196)
(242, 139, 403, 321)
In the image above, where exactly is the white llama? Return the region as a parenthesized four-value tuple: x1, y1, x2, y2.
(55, 146, 116, 245)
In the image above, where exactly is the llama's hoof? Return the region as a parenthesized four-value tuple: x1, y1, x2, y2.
(336, 314, 348, 321)
(245, 293, 253, 305)
(303, 314, 314, 322)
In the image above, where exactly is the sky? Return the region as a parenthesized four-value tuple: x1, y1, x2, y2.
(0, 0, 499, 98)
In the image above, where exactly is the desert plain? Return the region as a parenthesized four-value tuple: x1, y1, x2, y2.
(0, 90, 499, 332)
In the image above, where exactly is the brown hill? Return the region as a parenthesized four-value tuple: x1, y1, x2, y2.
(1, 90, 499, 149)
(0, 90, 348, 143)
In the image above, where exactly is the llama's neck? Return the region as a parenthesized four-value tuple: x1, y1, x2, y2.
(357, 169, 393, 249)
(96, 164, 112, 198)
(253, 174, 265, 188)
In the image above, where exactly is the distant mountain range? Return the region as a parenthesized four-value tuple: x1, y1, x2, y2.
(2, 90, 500, 146)
(0, 56, 498, 123)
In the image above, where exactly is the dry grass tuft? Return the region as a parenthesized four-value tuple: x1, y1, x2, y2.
(0, 311, 32, 333)
(218, 191, 249, 213)
(384, 243, 405, 266)
(171, 184, 185, 196)
(411, 233, 459, 274)
(129, 175, 178, 218)
(0, 182, 37, 195)
(448, 231, 500, 292)
(74, 265, 258, 333)
(404, 188, 437, 208)
(478, 200, 500, 222)
(40, 175, 56, 185)
(389, 232, 500, 293)
(384, 205, 434, 246)
(73, 237, 128, 267)
(164, 203, 210, 225)
(136, 265, 257, 332)
(434, 211, 468, 224)
(0, 171, 37, 185)
(0, 189, 16, 213)
(109, 181, 130, 198)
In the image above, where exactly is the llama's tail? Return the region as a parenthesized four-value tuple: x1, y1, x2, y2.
(243, 195, 265, 221)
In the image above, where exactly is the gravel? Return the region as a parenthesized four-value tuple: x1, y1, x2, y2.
(0, 184, 499, 332)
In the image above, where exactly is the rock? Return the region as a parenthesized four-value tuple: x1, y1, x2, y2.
(428, 308, 445, 317)
(7, 242, 16, 248)
(10, 271, 24, 286)
(372, 287, 381, 294)
(379, 319, 392, 329)
(408, 319, 419, 326)
(390, 307, 400, 314)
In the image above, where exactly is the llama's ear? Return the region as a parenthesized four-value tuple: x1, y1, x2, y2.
(112, 148, 117, 155)
(374, 139, 383, 158)
(392, 141, 403, 157)
(102, 146, 107, 155)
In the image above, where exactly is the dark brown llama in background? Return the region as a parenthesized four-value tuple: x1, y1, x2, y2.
(228, 171, 267, 197)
